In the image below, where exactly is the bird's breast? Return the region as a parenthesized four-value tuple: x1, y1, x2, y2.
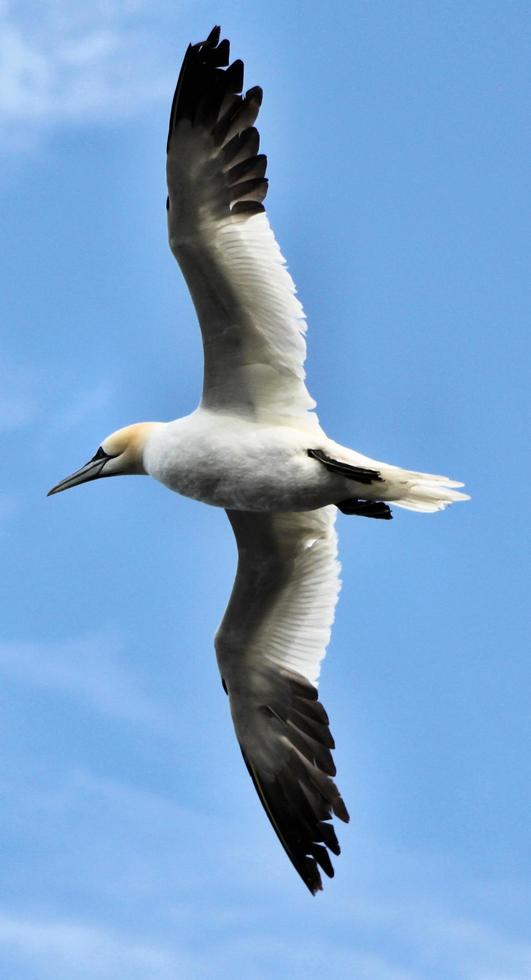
(143, 413, 331, 512)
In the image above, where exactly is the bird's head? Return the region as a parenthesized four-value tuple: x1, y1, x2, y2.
(47, 422, 159, 496)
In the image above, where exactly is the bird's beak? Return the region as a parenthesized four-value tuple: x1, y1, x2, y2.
(47, 458, 108, 496)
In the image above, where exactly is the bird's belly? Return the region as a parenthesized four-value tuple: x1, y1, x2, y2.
(145, 417, 332, 512)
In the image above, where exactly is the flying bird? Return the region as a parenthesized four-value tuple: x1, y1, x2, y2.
(48, 27, 469, 894)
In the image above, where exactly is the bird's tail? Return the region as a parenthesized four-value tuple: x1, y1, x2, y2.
(386, 468, 470, 513)
(320, 439, 470, 514)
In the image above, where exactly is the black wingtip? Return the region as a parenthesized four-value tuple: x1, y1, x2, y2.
(204, 25, 221, 47)
(246, 85, 263, 105)
(168, 29, 269, 216)
(305, 869, 323, 896)
(236, 669, 349, 897)
(334, 797, 350, 823)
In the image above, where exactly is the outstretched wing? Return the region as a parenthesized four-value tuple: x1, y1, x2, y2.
(215, 507, 349, 894)
(166, 27, 319, 429)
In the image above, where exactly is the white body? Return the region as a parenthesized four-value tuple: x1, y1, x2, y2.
(144, 409, 466, 514)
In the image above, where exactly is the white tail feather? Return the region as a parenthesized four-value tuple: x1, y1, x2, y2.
(388, 476, 470, 513)
(322, 440, 470, 514)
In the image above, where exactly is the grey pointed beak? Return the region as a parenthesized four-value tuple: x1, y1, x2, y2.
(47, 458, 108, 496)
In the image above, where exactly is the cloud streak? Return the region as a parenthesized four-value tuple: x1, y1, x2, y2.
(0, 912, 189, 980)
(1, 902, 530, 980)
(0, 352, 42, 432)
(2, 763, 531, 980)
(51, 382, 115, 434)
(0, 633, 169, 729)
(0, 0, 174, 152)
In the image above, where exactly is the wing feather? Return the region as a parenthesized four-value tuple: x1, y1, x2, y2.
(166, 28, 318, 428)
(215, 508, 349, 894)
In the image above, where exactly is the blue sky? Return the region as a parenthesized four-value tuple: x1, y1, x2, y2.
(1, 1, 530, 977)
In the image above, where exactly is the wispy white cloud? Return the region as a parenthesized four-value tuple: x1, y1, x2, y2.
(0, 392, 35, 430)
(336, 896, 531, 980)
(0, 912, 189, 980)
(0, 903, 420, 980)
(0, 633, 170, 729)
(51, 382, 115, 433)
(1, 764, 258, 903)
(0, 0, 176, 153)
(0, 352, 41, 431)
(2, 764, 531, 980)
(0, 494, 18, 530)
(0, 354, 113, 438)
(1, 902, 529, 980)
(49, 768, 193, 828)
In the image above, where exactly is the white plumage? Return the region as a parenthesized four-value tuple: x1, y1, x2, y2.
(48, 27, 469, 894)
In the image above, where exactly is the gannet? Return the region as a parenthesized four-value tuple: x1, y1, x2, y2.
(48, 27, 469, 894)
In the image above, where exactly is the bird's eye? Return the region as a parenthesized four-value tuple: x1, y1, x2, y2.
(92, 446, 110, 461)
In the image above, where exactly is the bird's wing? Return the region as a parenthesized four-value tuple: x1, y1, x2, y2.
(215, 507, 349, 894)
(166, 27, 319, 430)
